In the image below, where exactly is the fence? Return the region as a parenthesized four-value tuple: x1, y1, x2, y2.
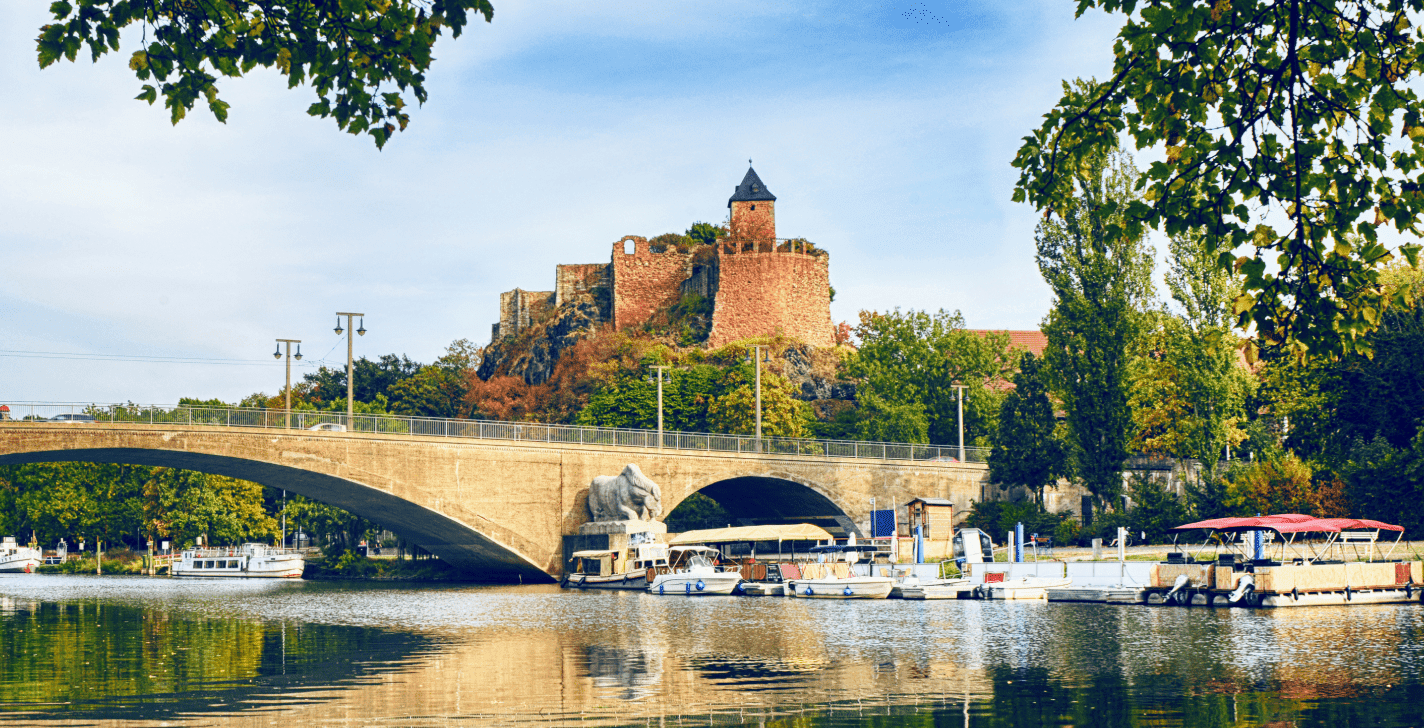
(2, 401, 990, 464)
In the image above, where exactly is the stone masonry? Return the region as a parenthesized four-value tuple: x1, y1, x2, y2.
(492, 288, 553, 341)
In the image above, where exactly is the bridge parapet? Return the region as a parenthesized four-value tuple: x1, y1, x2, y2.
(3, 401, 988, 465)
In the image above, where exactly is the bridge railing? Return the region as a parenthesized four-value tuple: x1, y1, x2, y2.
(2, 401, 989, 464)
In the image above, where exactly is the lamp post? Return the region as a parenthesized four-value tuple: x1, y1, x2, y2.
(334, 312, 366, 428)
(651, 365, 670, 449)
(273, 339, 302, 429)
(745, 346, 769, 449)
(951, 383, 967, 462)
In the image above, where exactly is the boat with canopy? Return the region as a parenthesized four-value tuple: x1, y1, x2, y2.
(1147, 514, 1420, 607)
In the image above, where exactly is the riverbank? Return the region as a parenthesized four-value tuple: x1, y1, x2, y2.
(300, 551, 468, 581)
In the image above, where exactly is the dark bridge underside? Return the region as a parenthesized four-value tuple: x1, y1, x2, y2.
(696, 476, 860, 537)
(0, 448, 552, 583)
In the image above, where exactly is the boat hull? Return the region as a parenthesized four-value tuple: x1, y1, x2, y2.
(739, 582, 786, 597)
(787, 577, 894, 599)
(893, 578, 972, 600)
(981, 577, 1071, 600)
(562, 572, 651, 591)
(649, 573, 741, 595)
(0, 556, 41, 574)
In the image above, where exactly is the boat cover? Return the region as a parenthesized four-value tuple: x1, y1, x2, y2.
(1171, 514, 1404, 533)
(669, 523, 833, 545)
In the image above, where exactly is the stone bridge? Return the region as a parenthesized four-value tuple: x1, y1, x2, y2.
(0, 422, 989, 582)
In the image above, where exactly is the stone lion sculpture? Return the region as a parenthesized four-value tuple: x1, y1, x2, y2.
(587, 464, 663, 522)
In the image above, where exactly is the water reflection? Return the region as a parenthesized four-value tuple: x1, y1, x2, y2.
(0, 575, 1421, 726)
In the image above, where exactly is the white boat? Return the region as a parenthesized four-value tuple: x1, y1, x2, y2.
(648, 546, 741, 595)
(979, 576, 1071, 600)
(171, 543, 304, 578)
(0, 537, 41, 574)
(786, 544, 894, 600)
(898, 577, 976, 600)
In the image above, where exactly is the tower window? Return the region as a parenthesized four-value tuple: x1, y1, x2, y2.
(751, 205, 756, 211)
(624, 240, 635, 255)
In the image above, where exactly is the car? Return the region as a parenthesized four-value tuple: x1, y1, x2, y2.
(48, 413, 97, 423)
(308, 423, 347, 432)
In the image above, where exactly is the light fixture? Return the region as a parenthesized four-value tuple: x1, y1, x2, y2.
(334, 317, 344, 336)
(273, 345, 281, 360)
(294, 345, 303, 361)
(357, 318, 366, 337)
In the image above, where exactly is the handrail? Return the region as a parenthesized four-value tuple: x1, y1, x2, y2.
(2, 401, 990, 464)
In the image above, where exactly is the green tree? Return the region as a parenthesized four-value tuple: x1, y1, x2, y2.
(705, 372, 811, 438)
(388, 340, 481, 418)
(1013, 6, 1424, 357)
(1036, 146, 1155, 508)
(37, 0, 494, 148)
(846, 309, 1017, 447)
(989, 352, 1068, 503)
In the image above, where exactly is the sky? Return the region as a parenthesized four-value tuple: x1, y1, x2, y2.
(0, 1, 1126, 405)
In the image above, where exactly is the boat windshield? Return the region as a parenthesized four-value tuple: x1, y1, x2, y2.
(688, 555, 714, 569)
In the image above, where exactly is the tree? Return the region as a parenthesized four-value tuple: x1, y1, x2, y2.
(388, 340, 481, 418)
(37, 0, 494, 148)
(1129, 229, 1255, 481)
(989, 353, 1068, 503)
(1014, 6, 1424, 358)
(1036, 146, 1155, 507)
(846, 309, 1018, 447)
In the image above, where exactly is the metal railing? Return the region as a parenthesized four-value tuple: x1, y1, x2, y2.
(2, 401, 989, 464)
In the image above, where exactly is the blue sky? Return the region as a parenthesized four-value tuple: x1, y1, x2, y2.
(0, 1, 1124, 404)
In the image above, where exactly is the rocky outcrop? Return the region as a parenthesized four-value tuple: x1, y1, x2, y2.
(782, 344, 856, 402)
(477, 295, 602, 385)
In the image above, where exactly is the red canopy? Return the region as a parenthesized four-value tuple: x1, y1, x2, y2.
(1171, 514, 1403, 533)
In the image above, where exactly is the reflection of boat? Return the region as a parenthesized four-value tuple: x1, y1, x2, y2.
(978, 575, 1071, 600)
(1149, 514, 1422, 608)
(0, 537, 41, 574)
(648, 546, 742, 595)
(787, 545, 894, 599)
(171, 543, 304, 578)
(563, 541, 670, 591)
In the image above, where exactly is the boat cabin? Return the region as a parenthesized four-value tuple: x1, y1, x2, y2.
(568, 542, 669, 578)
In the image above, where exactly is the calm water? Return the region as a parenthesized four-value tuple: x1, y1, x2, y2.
(1, 575, 1423, 727)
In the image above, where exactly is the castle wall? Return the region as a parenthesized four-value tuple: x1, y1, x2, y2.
(611, 236, 695, 331)
(729, 200, 775, 240)
(708, 245, 834, 348)
(555, 264, 610, 309)
(495, 288, 554, 341)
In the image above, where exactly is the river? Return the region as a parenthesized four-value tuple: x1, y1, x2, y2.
(1, 574, 1422, 726)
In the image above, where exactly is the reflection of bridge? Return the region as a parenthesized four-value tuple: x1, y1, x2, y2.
(0, 405, 989, 583)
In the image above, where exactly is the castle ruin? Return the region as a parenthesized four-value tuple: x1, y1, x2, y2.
(490, 166, 835, 349)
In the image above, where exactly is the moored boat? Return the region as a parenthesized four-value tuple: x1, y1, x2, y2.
(563, 541, 670, 591)
(978, 575, 1071, 600)
(898, 578, 976, 600)
(0, 537, 41, 574)
(786, 545, 894, 599)
(648, 546, 742, 595)
(171, 543, 304, 578)
(1148, 514, 1421, 608)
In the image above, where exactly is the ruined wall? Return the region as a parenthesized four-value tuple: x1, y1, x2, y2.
(611, 236, 695, 331)
(494, 288, 554, 341)
(729, 199, 776, 241)
(708, 244, 835, 348)
(555, 264, 610, 310)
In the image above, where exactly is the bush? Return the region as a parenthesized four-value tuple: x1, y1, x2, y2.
(961, 500, 1069, 543)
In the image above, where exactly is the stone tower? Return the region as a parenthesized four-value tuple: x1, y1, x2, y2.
(727, 166, 777, 242)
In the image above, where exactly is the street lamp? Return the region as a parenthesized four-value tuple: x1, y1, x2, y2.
(650, 365, 671, 449)
(274, 339, 302, 429)
(745, 346, 770, 449)
(951, 382, 967, 462)
(335, 312, 366, 428)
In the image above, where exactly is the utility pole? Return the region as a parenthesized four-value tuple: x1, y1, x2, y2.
(334, 313, 366, 428)
(952, 383, 967, 462)
(651, 365, 670, 449)
(273, 339, 302, 429)
(746, 346, 767, 450)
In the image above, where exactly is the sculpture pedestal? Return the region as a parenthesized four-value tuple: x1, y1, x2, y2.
(577, 520, 667, 536)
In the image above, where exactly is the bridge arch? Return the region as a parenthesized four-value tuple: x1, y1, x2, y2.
(0, 447, 552, 582)
(665, 472, 861, 538)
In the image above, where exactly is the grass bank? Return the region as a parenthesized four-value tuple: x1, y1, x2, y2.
(301, 550, 469, 582)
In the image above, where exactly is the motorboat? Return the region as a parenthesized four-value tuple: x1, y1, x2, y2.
(1149, 514, 1422, 607)
(0, 537, 41, 574)
(171, 543, 304, 578)
(563, 539, 670, 591)
(897, 576, 976, 600)
(977, 575, 1072, 600)
(647, 546, 742, 595)
(786, 545, 894, 599)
